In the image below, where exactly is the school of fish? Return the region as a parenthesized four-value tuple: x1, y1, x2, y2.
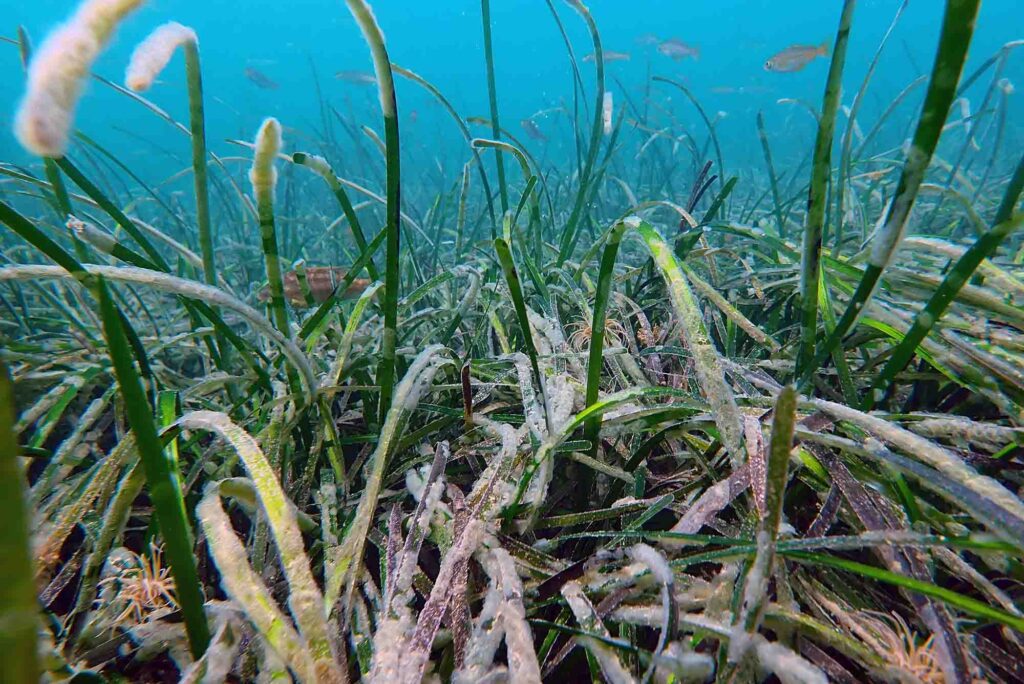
(261, 33, 832, 283)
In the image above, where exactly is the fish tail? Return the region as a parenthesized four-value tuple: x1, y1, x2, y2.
(819, 40, 830, 56)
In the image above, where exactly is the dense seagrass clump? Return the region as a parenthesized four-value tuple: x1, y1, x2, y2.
(2, 0, 1023, 681)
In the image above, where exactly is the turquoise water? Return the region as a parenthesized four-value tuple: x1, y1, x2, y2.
(2, 1, 1021, 178)
(3, 6, 1024, 680)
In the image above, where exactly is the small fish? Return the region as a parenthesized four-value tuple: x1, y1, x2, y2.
(583, 51, 630, 63)
(712, 85, 777, 95)
(850, 167, 895, 182)
(636, 33, 660, 47)
(244, 67, 278, 90)
(657, 39, 700, 61)
(258, 267, 370, 308)
(521, 119, 546, 141)
(764, 42, 829, 72)
(334, 70, 377, 85)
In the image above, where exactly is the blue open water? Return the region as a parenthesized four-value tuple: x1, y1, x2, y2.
(1, 1, 1021, 196)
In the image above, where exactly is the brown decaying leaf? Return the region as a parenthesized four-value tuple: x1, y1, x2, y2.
(257, 267, 371, 307)
(445, 485, 472, 668)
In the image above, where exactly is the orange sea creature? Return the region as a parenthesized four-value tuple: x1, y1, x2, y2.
(99, 544, 178, 626)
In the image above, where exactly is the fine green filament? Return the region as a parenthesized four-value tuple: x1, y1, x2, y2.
(800, 0, 983, 388)
(796, 0, 856, 379)
(480, 0, 509, 214)
(250, 118, 289, 338)
(184, 40, 215, 286)
(344, 0, 402, 424)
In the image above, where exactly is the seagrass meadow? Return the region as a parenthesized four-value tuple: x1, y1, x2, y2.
(2, 0, 1024, 681)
